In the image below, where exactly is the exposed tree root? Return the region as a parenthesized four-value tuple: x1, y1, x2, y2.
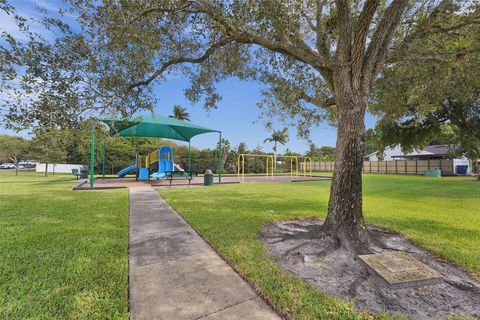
(260, 219, 480, 319)
(348, 273, 369, 297)
(444, 279, 480, 295)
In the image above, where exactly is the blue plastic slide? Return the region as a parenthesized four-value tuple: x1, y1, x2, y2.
(151, 146, 173, 180)
(152, 159, 175, 180)
(117, 165, 138, 177)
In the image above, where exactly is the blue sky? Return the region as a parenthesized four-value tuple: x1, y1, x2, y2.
(0, 0, 378, 154)
(152, 77, 378, 153)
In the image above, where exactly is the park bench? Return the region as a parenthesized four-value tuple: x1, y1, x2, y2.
(165, 171, 198, 186)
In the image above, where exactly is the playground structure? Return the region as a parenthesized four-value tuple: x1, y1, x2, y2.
(85, 115, 222, 188)
(237, 154, 312, 181)
(116, 145, 186, 181)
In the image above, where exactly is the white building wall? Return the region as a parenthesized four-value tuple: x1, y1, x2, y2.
(366, 145, 404, 161)
(36, 163, 86, 174)
(366, 145, 448, 161)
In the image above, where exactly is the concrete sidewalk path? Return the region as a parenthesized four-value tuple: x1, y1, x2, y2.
(129, 187, 281, 320)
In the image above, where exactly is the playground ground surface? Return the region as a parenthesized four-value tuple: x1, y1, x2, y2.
(73, 173, 332, 189)
(1, 171, 479, 319)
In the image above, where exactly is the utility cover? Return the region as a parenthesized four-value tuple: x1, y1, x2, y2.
(358, 252, 443, 289)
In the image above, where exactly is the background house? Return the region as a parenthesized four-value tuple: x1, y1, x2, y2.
(364, 145, 472, 174)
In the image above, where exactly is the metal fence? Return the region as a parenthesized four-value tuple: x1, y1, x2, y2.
(301, 159, 455, 176)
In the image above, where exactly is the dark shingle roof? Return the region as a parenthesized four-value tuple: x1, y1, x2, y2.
(423, 144, 458, 155)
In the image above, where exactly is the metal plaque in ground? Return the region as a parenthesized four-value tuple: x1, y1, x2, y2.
(358, 252, 443, 289)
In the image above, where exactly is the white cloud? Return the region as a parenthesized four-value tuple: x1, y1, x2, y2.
(32, 0, 61, 12)
(0, 0, 67, 42)
(0, 10, 33, 41)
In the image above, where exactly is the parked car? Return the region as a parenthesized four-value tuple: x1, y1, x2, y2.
(19, 162, 37, 169)
(0, 163, 16, 169)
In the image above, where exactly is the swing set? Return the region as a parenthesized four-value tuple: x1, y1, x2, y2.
(237, 154, 312, 181)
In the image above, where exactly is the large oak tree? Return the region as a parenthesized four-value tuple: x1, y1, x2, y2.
(2, 1, 479, 252)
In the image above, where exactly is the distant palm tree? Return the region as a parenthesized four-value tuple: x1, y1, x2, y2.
(171, 105, 190, 121)
(264, 128, 289, 171)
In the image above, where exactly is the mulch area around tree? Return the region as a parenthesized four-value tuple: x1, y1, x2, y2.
(260, 219, 480, 319)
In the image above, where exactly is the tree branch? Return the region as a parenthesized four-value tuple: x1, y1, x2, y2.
(189, 1, 334, 77)
(335, 0, 353, 64)
(300, 92, 336, 110)
(315, 0, 331, 59)
(125, 36, 235, 91)
(127, 1, 335, 85)
(363, 0, 409, 90)
(300, 8, 316, 32)
(388, 2, 479, 63)
(392, 0, 450, 59)
(129, 2, 195, 23)
(388, 47, 480, 63)
(351, 0, 380, 82)
(204, 13, 329, 71)
(233, 31, 333, 84)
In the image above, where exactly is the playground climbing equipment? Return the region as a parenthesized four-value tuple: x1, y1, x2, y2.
(118, 145, 177, 181)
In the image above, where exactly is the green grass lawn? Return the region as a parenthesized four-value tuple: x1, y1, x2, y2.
(159, 174, 480, 320)
(0, 171, 129, 319)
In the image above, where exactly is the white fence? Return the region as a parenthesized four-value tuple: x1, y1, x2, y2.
(36, 163, 86, 174)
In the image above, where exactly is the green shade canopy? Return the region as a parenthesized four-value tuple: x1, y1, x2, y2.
(101, 115, 219, 142)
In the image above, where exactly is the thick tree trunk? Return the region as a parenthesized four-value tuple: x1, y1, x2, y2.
(322, 76, 370, 253)
(44, 162, 48, 177)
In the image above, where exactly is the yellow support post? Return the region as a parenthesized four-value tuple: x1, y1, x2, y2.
(306, 157, 312, 177)
(243, 155, 245, 180)
(274, 155, 300, 177)
(295, 156, 299, 176)
(297, 157, 312, 177)
(303, 157, 306, 177)
(269, 155, 274, 179)
(290, 158, 293, 176)
(266, 157, 268, 177)
(237, 154, 246, 181)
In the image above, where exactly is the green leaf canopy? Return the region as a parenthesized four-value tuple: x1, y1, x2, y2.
(101, 115, 219, 142)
